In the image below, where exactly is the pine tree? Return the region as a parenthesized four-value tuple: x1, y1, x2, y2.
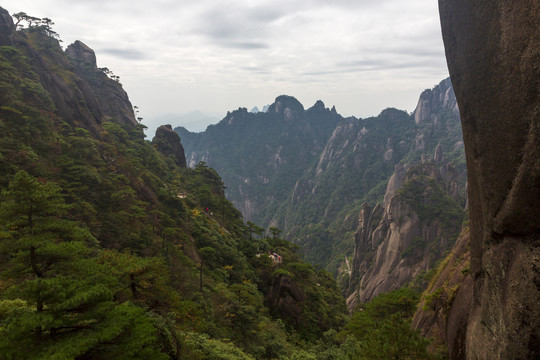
(0, 171, 166, 359)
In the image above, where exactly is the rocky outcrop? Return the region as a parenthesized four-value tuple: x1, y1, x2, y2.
(7, 26, 105, 136)
(0, 8, 138, 138)
(65, 40, 97, 68)
(414, 78, 458, 125)
(152, 124, 187, 168)
(0, 7, 14, 45)
(267, 95, 304, 121)
(439, 1, 540, 358)
(346, 153, 465, 310)
(66, 40, 137, 127)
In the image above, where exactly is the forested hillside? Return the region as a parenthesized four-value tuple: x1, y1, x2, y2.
(0, 7, 443, 359)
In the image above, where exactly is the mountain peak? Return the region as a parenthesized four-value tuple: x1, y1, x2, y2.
(309, 100, 326, 112)
(413, 77, 457, 125)
(268, 95, 304, 118)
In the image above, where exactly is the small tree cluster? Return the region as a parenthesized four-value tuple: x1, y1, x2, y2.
(12, 12, 60, 41)
(97, 67, 121, 83)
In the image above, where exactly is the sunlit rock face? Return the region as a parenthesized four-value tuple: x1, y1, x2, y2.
(439, 0, 540, 358)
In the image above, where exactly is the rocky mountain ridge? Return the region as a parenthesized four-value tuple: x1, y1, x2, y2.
(177, 95, 343, 224)
(178, 78, 467, 283)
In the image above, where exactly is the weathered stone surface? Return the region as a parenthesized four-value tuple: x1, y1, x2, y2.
(66, 40, 97, 68)
(414, 77, 458, 125)
(439, 0, 540, 358)
(152, 125, 187, 168)
(66, 41, 137, 127)
(346, 160, 464, 310)
(0, 7, 14, 46)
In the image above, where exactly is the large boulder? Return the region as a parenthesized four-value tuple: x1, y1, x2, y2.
(439, 0, 540, 358)
(152, 125, 187, 168)
(65, 40, 97, 68)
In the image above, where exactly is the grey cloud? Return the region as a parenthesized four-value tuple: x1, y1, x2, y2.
(218, 41, 269, 49)
(303, 55, 445, 77)
(241, 66, 271, 74)
(99, 48, 147, 60)
(191, 2, 292, 45)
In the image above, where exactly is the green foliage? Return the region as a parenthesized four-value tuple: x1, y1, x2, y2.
(397, 174, 464, 234)
(182, 332, 256, 360)
(340, 288, 435, 359)
(0, 171, 166, 359)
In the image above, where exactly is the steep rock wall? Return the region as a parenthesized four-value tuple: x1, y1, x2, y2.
(346, 155, 464, 310)
(439, 0, 540, 358)
(66, 40, 137, 127)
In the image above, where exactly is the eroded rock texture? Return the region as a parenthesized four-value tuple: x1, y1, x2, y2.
(439, 0, 540, 358)
(346, 156, 464, 310)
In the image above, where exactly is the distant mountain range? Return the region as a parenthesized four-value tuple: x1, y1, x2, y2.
(176, 79, 467, 292)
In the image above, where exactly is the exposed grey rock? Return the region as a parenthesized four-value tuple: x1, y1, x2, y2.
(65, 40, 97, 68)
(152, 124, 187, 168)
(0, 7, 14, 45)
(346, 161, 464, 310)
(65, 41, 137, 126)
(412, 230, 472, 357)
(414, 78, 458, 125)
(383, 164, 405, 209)
(433, 144, 444, 163)
(439, 0, 540, 358)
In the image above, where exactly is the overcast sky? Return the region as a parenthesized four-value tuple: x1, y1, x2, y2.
(2, 0, 449, 135)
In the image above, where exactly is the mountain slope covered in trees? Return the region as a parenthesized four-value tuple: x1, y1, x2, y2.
(0, 7, 445, 359)
(0, 8, 349, 359)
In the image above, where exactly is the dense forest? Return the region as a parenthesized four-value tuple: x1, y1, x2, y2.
(0, 8, 450, 359)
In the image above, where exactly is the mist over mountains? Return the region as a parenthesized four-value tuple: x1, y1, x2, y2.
(152, 111, 221, 133)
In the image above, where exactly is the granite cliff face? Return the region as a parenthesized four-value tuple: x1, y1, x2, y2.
(439, 0, 540, 358)
(412, 228, 472, 358)
(0, 6, 14, 45)
(346, 150, 465, 310)
(414, 77, 458, 125)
